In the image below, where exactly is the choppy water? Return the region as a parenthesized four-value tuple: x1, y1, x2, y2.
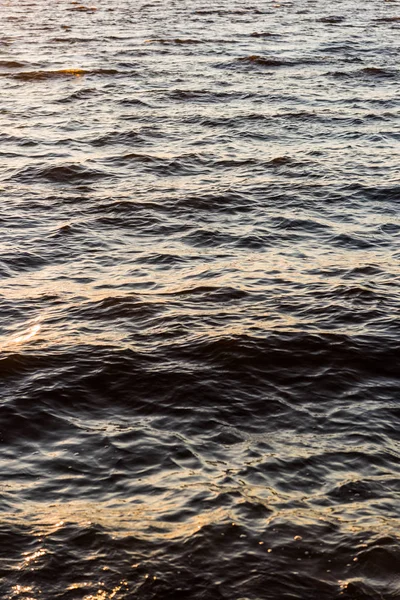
(1, 0, 400, 597)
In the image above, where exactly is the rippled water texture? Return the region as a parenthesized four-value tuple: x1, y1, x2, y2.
(1, 0, 400, 597)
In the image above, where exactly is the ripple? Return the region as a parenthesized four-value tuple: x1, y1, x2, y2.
(317, 15, 346, 23)
(221, 55, 298, 69)
(5, 68, 120, 81)
(12, 163, 108, 183)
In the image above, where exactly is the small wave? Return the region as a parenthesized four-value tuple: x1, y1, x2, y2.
(270, 215, 329, 233)
(374, 16, 400, 22)
(318, 15, 346, 24)
(171, 190, 252, 213)
(237, 55, 291, 67)
(182, 227, 236, 248)
(104, 151, 305, 176)
(327, 478, 385, 503)
(0, 251, 47, 276)
(193, 8, 220, 14)
(7, 68, 119, 81)
(218, 55, 309, 70)
(194, 111, 272, 128)
(49, 223, 76, 238)
(103, 151, 212, 175)
(167, 89, 244, 102)
(88, 129, 146, 146)
(158, 285, 249, 302)
(146, 38, 203, 45)
(326, 67, 398, 79)
(102, 151, 158, 165)
(68, 4, 97, 12)
(0, 60, 26, 68)
(267, 156, 295, 166)
(341, 183, 400, 202)
(56, 88, 99, 103)
(329, 232, 377, 250)
(250, 31, 282, 38)
(176, 332, 400, 380)
(74, 295, 160, 321)
(0, 133, 39, 146)
(193, 8, 249, 16)
(13, 164, 107, 184)
(49, 37, 100, 43)
(361, 66, 398, 78)
(277, 110, 321, 122)
(118, 97, 152, 107)
(317, 41, 363, 54)
(140, 252, 188, 266)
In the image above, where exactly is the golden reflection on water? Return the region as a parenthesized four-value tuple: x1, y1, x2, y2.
(8, 490, 398, 545)
(60, 68, 85, 77)
(12, 321, 41, 344)
(8, 495, 400, 597)
(1, 240, 398, 349)
(29, 501, 230, 541)
(12, 585, 34, 595)
(1, 317, 43, 351)
(20, 548, 46, 568)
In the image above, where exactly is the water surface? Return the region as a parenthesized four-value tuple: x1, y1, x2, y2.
(1, 0, 400, 598)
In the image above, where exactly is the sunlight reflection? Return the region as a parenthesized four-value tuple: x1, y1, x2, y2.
(11, 586, 34, 594)
(20, 548, 46, 569)
(12, 321, 41, 344)
(11, 500, 229, 542)
(82, 581, 128, 600)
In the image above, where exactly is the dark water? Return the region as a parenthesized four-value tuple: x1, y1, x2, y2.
(1, 0, 400, 597)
